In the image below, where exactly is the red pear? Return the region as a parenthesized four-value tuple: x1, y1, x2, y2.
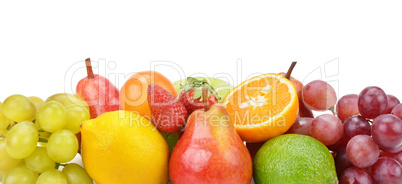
(76, 58, 120, 118)
(169, 88, 252, 184)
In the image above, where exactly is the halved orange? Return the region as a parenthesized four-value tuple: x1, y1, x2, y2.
(223, 73, 299, 142)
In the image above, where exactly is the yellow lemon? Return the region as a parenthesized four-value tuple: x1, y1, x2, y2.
(81, 110, 169, 184)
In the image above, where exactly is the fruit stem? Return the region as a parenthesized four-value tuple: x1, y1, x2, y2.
(329, 106, 336, 115)
(6, 122, 16, 131)
(6, 124, 12, 131)
(55, 162, 67, 169)
(38, 138, 48, 143)
(285, 61, 297, 79)
(85, 58, 95, 79)
(202, 86, 209, 111)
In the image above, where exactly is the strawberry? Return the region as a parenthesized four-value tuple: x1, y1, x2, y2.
(147, 84, 188, 133)
(178, 77, 220, 115)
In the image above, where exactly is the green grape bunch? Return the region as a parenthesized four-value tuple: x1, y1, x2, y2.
(0, 93, 93, 184)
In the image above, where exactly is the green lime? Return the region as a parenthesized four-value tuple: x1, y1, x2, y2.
(172, 77, 233, 104)
(253, 134, 337, 184)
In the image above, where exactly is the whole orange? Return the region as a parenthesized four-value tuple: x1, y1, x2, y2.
(119, 71, 176, 120)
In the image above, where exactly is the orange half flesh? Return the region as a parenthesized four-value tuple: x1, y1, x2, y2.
(223, 73, 299, 142)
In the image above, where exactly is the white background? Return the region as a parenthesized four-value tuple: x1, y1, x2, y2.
(1, 1, 402, 101)
(1, 1, 402, 183)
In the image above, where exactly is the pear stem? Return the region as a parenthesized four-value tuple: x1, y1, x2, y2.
(202, 86, 209, 111)
(285, 61, 297, 79)
(85, 58, 95, 79)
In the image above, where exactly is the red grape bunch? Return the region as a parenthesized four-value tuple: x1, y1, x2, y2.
(287, 81, 402, 184)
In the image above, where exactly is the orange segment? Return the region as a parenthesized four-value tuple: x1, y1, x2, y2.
(223, 73, 299, 142)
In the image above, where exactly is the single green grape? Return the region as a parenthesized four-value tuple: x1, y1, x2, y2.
(62, 163, 93, 184)
(0, 102, 13, 130)
(0, 138, 21, 171)
(5, 121, 38, 159)
(0, 114, 12, 131)
(46, 93, 89, 111)
(24, 147, 55, 173)
(36, 101, 67, 133)
(47, 129, 78, 163)
(0, 170, 6, 181)
(0, 128, 8, 137)
(35, 169, 67, 184)
(1, 94, 36, 122)
(28, 96, 45, 111)
(2, 165, 38, 184)
(64, 105, 90, 134)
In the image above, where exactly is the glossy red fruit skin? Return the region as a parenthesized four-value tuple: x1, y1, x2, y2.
(384, 95, 400, 114)
(380, 150, 402, 165)
(286, 117, 313, 136)
(339, 167, 374, 184)
(343, 115, 371, 138)
(335, 147, 354, 177)
(357, 86, 388, 119)
(310, 114, 343, 146)
(298, 102, 314, 118)
(372, 157, 402, 184)
(178, 89, 218, 115)
(392, 104, 402, 119)
(148, 84, 188, 133)
(336, 94, 359, 122)
(169, 105, 252, 184)
(76, 74, 120, 119)
(302, 80, 337, 111)
(327, 133, 350, 152)
(371, 114, 402, 153)
(346, 135, 379, 168)
(246, 142, 265, 160)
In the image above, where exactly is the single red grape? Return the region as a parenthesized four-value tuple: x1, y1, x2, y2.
(384, 95, 400, 114)
(391, 103, 402, 120)
(339, 167, 374, 184)
(380, 150, 402, 165)
(298, 101, 314, 118)
(358, 86, 388, 119)
(327, 133, 350, 152)
(336, 94, 359, 122)
(384, 146, 402, 155)
(285, 117, 313, 136)
(302, 80, 337, 111)
(343, 115, 371, 138)
(346, 135, 379, 168)
(372, 157, 402, 184)
(310, 114, 343, 146)
(372, 114, 402, 153)
(335, 147, 354, 177)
